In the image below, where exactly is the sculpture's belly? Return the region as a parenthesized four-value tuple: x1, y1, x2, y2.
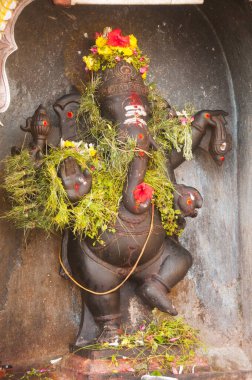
(86, 204, 166, 267)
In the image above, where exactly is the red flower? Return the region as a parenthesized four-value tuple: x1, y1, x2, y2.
(133, 183, 154, 204)
(107, 29, 130, 47)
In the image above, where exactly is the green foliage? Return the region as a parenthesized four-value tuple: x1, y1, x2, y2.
(75, 310, 206, 374)
(2, 150, 50, 231)
(148, 83, 194, 160)
(145, 150, 180, 236)
(2, 77, 194, 239)
(20, 368, 52, 380)
(77, 75, 108, 139)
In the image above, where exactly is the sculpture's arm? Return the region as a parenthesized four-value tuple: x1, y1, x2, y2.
(173, 184, 203, 218)
(170, 110, 231, 169)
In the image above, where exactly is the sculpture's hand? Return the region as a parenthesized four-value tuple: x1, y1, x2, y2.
(191, 110, 232, 166)
(59, 157, 92, 203)
(192, 109, 228, 130)
(170, 109, 231, 169)
(174, 184, 203, 218)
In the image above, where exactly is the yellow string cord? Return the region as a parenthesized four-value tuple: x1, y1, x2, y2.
(59, 202, 154, 295)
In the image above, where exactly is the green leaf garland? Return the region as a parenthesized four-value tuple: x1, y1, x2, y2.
(2, 79, 194, 239)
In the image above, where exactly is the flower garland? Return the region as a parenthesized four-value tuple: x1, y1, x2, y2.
(83, 27, 149, 80)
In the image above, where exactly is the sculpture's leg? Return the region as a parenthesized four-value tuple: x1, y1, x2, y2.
(84, 290, 121, 343)
(137, 238, 193, 315)
(67, 238, 122, 343)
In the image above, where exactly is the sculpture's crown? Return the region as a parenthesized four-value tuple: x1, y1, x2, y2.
(98, 61, 148, 99)
(82, 27, 149, 81)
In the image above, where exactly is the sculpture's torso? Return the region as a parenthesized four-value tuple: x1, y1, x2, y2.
(86, 204, 166, 267)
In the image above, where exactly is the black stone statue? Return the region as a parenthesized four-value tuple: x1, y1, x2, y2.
(51, 61, 232, 345)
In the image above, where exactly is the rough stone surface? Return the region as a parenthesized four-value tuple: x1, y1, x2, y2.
(207, 347, 252, 373)
(0, 0, 251, 370)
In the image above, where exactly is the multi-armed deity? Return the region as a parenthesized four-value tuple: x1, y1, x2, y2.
(4, 28, 232, 347)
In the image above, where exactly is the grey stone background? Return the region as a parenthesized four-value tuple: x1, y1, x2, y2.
(0, 0, 251, 369)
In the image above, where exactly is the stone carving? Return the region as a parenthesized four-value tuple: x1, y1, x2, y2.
(0, 0, 34, 113)
(52, 61, 232, 346)
(3, 21, 232, 347)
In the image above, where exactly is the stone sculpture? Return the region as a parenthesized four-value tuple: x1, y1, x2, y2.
(6, 29, 232, 348)
(53, 59, 232, 345)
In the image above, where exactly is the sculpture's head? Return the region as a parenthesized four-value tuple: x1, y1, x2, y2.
(31, 105, 51, 141)
(83, 28, 150, 125)
(97, 61, 150, 125)
(20, 104, 51, 148)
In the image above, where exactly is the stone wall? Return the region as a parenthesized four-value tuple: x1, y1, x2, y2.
(0, 0, 251, 369)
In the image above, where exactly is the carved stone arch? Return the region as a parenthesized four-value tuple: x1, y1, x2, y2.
(0, 0, 34, 113)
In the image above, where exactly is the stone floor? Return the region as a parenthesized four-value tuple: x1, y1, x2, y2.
(1, 354, 252, 380)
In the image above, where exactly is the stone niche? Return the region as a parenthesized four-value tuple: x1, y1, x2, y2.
(0, 0, 251, 371)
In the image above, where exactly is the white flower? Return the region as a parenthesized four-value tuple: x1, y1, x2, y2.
(109, 337, 119, 347)
(60, 138, 65, 148)
(135, 339, 144, 346)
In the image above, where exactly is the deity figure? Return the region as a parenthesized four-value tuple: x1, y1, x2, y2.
(4, 28, 232, 347)
(53, 29, 232, 345)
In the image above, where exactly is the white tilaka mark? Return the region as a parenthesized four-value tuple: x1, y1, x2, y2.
(124, 105, 147, 127)
(125, 105, 147, 117)
(124, 117, 147, 126)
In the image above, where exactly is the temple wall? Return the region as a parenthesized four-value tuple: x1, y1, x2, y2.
(0, 0, 251, 368)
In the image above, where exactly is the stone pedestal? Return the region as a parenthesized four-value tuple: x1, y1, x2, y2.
(52, 349, 210, 380)
(51, 353, 252, 380)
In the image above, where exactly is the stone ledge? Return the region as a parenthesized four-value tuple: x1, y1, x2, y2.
(53, 354, 252, 380)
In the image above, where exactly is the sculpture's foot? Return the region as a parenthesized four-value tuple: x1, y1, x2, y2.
(96, 325, 121, 344)
(138, 277, 178, 316)
(95, 314, 122, 343)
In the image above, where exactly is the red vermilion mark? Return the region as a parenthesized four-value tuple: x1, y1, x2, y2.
(205, 113, 210, 119)
(139, 151, 145, 157)
(74, 183, 80, 192)
(186, 198, 193, 205)
(67, 111, 74, 119)
(220, 156, 225, 162)
(138, 133, 144, 139)
(43, 120, 48, 126)
(130, 92, 142, 106)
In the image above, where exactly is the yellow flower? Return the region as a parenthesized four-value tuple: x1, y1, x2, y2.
(89, 146, 97, 157)
(98, 45, 113, 56)
(83, 55, 94, 70)
(141, 72, 147, 80)
(120, 47, 133, 56)
(96, 36, 107, 48)
(129, 34, 137, 49)
(64, 140, 76, 148)
(83, 55, 101, 71)
(125, 57, 133, 64)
